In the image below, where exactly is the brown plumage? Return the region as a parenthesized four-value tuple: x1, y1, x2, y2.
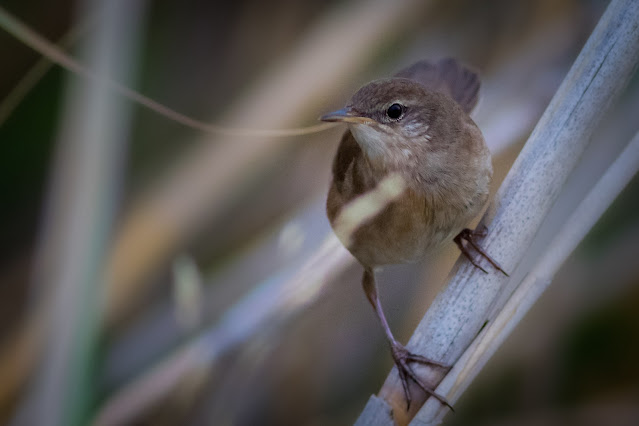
(321, 58, 506, 409)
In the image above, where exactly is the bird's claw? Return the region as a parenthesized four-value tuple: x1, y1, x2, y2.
(454, 227, 509, 276)
(390, 343, 453, 411)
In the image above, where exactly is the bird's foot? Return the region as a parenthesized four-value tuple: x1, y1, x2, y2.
(454, 227, 509, 276)
(390, 342, 452, 411)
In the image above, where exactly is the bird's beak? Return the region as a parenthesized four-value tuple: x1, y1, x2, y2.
(319, 107, 373, 124)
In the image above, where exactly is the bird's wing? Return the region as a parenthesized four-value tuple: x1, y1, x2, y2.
(326, 130, 360, 223)
(394, 57, 480, 114)
(331, 130, 362, 193)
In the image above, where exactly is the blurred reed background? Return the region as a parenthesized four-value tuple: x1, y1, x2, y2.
(1, 0, 638, 425)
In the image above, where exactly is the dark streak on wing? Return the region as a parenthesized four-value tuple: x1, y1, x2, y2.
(327, 129, 374, 226)
(331, 129, 363, 193)
(394, 57, 480, 114)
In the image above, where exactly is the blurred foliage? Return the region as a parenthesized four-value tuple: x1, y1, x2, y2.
(2, 0, 638, 425)
(555, 282, 639, 404)
(583, 172, 639, 257)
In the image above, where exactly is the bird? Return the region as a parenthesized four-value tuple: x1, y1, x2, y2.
(320, 58, 506, 409)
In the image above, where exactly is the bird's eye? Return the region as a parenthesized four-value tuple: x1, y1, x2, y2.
(386, 103, 403, 119)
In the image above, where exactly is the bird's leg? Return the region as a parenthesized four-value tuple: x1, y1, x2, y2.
(454, 227, 509, 276)
(362, 269, 452, 410)
(452, 232, 487, 274)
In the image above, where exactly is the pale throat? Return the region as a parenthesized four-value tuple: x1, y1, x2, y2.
(349, 123, 391, 161)
(349, 122, 429, 173)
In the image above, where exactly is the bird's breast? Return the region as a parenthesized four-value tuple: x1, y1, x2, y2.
(329, 185, 477, 268)
(326, 125, 491, 268)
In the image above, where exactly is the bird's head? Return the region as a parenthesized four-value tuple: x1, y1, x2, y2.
(320, 78, 438, 164)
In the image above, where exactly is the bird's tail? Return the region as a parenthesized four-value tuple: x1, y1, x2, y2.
(394, 57, 480, 114)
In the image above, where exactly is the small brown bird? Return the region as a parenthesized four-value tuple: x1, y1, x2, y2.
(321, 58, 506, 409)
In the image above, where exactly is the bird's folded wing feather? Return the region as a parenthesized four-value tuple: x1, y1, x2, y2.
(394, 57, 480, 114)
